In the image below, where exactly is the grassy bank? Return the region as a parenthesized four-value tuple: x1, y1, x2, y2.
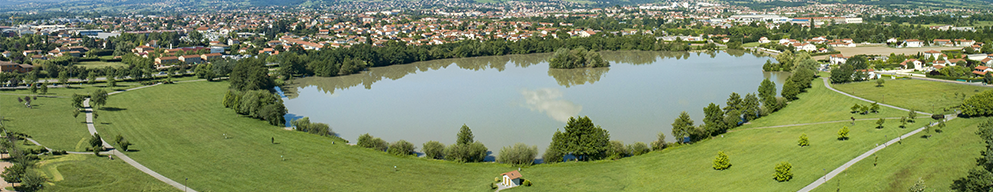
(35, 154, 177, 191)
(831, 79, 991, 112)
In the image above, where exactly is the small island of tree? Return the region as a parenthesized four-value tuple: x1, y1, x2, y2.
(548, 47, 610, 69)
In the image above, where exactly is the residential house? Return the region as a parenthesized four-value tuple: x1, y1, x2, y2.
(904, 39, 923, 48)
(829, 54, 848, 65)
(179, 55, 202, 64)
(900, 59, 924, 70)
(924, 50, 943, 60)
(933, 39, 953, 46)
(758, 37, 770, 44)
(957, 39, 976, 47)
(155, 56, 180, 66)
(200, 53, 222, 61)
(793, 43, 817, 52)
(947, 58, 965, 66)
(501, 170, 522, 187)
(0, 61, 33, 73)
(975, 66, 991, 76)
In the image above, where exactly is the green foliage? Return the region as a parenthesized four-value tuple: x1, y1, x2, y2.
(224, 89, 286, 126)
(900, 116, 908, 128)
(356, 133, 389, 151)
(838, 126, 850, 140)
(496, 143, 538, 166)
(548, 47, 609, 69)
(524, 179, 533, 186)
(291, 117, 333, 137)
(607, 140, 627, 159)
(774, 161, 793, 182)
(851, 104, 862, 113)
(457, 124, 473, 145)
(422, 141, 446, 160)
(671, 111, 694, 143)
(541, 146, 564, 164)
(444, 141, 488, 163)
(387, 140, 416, 156)
(627, 142, 650, 156)
(798, 133, 809, 147)
(962, 89, 993, 117)
(1, 163, 25, 183)
(29, 83, 37, 93)
(58, 70, 69, 87)
(651, 132, 667, 150)
(703, 103, 727, 136)
(91, 89, 109, 108)
(713, 151, 731, 170)
(40, 82, 48, 95)
(952, 169, 993, 191)
(831, 64, 855, 84)
(548, 116, 610, 161)
(870, 102, 881, 113)
(742, 93, 761, 121)
(759, 78, 779, 112)
(89, 133, 103, 149)
(876, 118, 886, 129)
(876, 78, 885, 87)
(229, 57, 275, 91)
(106, 76, 116, 87)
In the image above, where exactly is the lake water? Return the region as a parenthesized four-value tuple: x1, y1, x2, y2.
(280, 50, 788, 155)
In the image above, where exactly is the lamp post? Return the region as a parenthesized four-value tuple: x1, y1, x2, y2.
(185, 178, 188, 192)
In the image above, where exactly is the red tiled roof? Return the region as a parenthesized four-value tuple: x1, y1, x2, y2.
(501, 170, 522, 180)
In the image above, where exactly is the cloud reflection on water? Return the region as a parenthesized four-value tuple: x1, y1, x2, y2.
(520, 88, 582, 123)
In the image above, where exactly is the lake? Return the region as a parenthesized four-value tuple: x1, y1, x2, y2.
(280, 50, 788, 155)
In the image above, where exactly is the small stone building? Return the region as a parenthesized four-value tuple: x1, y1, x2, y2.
(501, 170, 522, 187)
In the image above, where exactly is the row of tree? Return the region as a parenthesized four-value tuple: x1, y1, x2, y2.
(221, 89, 286, 126)
(548, 47, 610, 69)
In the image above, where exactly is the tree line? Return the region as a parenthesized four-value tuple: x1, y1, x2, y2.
(548, 47, 610, 69)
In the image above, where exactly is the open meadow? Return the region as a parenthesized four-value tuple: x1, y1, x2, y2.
(831, 78, 991, 112)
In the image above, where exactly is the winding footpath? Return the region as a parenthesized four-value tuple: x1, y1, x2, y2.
(82, 81, 199, 192)
(797, 78, 950, 192)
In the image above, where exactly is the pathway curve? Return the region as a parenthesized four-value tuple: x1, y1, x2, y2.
(83, 82, 199, 192)
(797, 78, 947, 192)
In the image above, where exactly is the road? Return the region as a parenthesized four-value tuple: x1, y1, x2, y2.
(797, 78, 948, 192)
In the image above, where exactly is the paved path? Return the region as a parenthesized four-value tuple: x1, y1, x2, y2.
(797, 78, 948, 192)
(83, 83, 198, 192)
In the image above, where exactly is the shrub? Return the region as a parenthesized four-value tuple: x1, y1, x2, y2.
(962, 89, 993, 117)
(496, 143, 538, 166)
(713, 151, 731, 170)
(607, 141, 627, 159)
(444, 142, 488, 163)
(798, 133, 809, 147)
(356, 133, 388, 151)
(774, 161, 793, 182)
(387, 140, 416, 156)
(490, 182, 497, 189)
(838, 126, 850, 140)
(524, 179, 532, 186)
(422, 141, 446, 160)
(628, 142, 650, 156)
(651, 132, 667, 150)
(541, 147, 564, 164)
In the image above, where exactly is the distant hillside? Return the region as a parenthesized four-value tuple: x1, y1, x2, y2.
(728, 0, 993, 10)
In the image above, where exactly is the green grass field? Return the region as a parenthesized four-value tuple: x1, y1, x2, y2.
(742, 42, 762, 47)
(35, 154, 177, 191)
(831, 79, 991, 112)
(736, 78, 911, 129)
(1, 83, 141, 151)
(77, 61, 127, 69)
(812, 117, 989, 192)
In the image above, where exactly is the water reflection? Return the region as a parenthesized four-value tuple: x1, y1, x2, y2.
(284, 51, 726, 99)
(520, 88, 582, 123)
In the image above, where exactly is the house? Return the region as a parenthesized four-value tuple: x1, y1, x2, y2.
(0, 61, 33, 73)
(887, 38, 899, 44)
(501, 170, 522, 187)
(983, 57, 993, 66)
(758, 37, 770, 44)
(924, 50, 943, 60)
(201, 53, 222, 61)
(947, 59, 965, 66)
(904, 39, 923, 48)
(829, 54, 848, 65)
(957, 39, 976, 47)
(179, 55, 202, 64)
(933, 39, 953, 46)
(155, 56, 180, 66)
(975, 66, 992, 76)
(900, 59, 924, 70)
(793, 43, 817, 52)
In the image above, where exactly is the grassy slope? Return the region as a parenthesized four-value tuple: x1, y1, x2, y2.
(1, 84, 140, 151)
(812, 117, 989, 192)
(35, 154, 176, 191)
(77, 61, 127, 69)
(96, 80, 511, 191)
(737, 78, 909, 129)
(831, 79, 991, 112)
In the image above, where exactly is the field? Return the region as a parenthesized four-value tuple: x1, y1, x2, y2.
(34, 154, 177, 191)
(831, 79, 991, 112)
(812, 117, 989, 192)
(812, 46, 961, 60)
(1, 83, 141, 151)
(77, 61, 127, 69)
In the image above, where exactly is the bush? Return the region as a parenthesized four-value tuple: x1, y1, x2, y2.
(607, 141, 628, 159)
(774, 161, 793, 182)
(523, 179, 533, 186)
(838, 126, 850, 140)
(490, 182, 497, 189)
(651, 132, 667, 150)
(444, 141, 488, 163)
(962, 89, 993, 117)
(422, 141, 446, 159)
(497, 143, 538, 166)
(798, 133, 809, 147)
(628, 142, 650, 156)
(542, 147, 564, 164)
(387, 140, 416, 156)
(713, 151, 731, 170)
(356, 133, 388, 151)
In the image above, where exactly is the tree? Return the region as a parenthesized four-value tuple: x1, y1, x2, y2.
(962, 89, 993, 117)
(851, 104, 862, 113)
(798, 133, 809, 147)
(909, 177, 926, 192)
(58, 70, 69, 88)
(29, 83, 37, 93)
(89, 133, 103, 154)
(88, 73, 96, 84)
(91, 89, 109, 108)
(774, 161, 793, 182)
(724, 92, 743, 115)
(830, 64, 855, 83)
(387, 140, 416, 156)
(758, 78, 778, 112)
(909, 110, 917, 122)
(713, 151, 731, 170)
(457, 124, 474, 145)
(671, 111, 694, 143)
(106, 76, 116, 87)
(496, 143, 538, 166)
(39, 82, 48, 95)
(1, 164, 25, 183)
(356, 133, 388, 151)
(838, 126, 850, 140)
(985, 72, 993, 85)
(951, 168, 993, 192)
(703, 103, 726, 135)
(444, 141, 488, 163)
(876, 118, 886, 128)
(423, 141, 446, 160)
(542, 146, 564, 164)
(651, 132, 667, 150)
(781, 79, 801, 101)
(900, 116, 908, 128)
(552, 116, 610, 161)
(628, 142, 650, 156)
(19, 171, 46, 191)
(876, 78, 885, 87)
(742, 93, 760, 121)
(870, 102, 880, 113)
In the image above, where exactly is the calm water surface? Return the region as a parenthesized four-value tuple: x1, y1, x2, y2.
(281, 50, 787, 155)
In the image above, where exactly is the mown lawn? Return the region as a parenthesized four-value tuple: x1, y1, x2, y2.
(831, 79, 991, 112)
(812, 117, 990, 192)
(1, 84, 140, 151)
(77, 61, 127, 69)
(35, 154, 177, 191)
